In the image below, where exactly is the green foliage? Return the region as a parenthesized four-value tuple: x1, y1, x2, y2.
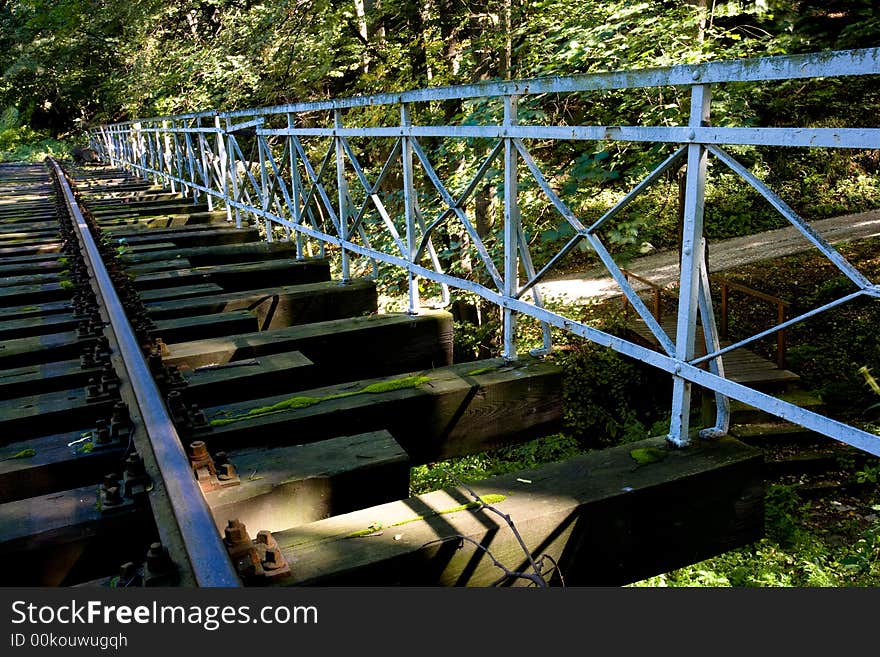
(3, 0, 879, 270)
(0, 118, 69, 162)
(765, 483, 808, 547)
(633, 487, 880, 587)
(838, 516, 880, 577)
(855, 462, 880, 485)
(3, 448, 37, 460)
(410, 433, 584, 495)
(553, 340, 670, 448)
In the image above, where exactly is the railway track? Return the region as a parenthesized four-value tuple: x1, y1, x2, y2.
(0, 159, 564, 587)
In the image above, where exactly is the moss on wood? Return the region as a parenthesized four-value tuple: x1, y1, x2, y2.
(209, 375, 431, 427)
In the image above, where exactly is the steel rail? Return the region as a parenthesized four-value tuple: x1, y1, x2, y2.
(48, 158, 241, 587)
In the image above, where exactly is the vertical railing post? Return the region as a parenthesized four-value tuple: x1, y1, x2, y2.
(134, 122, 147, 180)
(162, 120, 176, 193)
(146, 122, 159, 185)
(173, 124, 186, 196)
(502, 95, 520, 361)
(335, 109, 351, 282)
(184, 127, 198, 203)
(777, 303, 787, 368)
(107, 126, 117, 166)
(116, 126, 125, 169)
(127, 127, 136, 171)
(258, 132, 273, 242)
(667, 81, 711, 448)
(154, 124, 166, 189)
(114, 126, 124, 167)
(196, 117, 213, 211)
(401, 103, 418, 312)
(288, 113, 303, 257)
(225, 119, 242, 228)
(98, 126, 109, 162)
(215, 116, 231, 224)
(113, 125, 122, 167)
(121, 127, 131, 171)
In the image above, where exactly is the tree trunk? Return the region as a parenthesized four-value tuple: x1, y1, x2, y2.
(684, 0, 708, 42)
(353, 0, 368, 72)
(404, 2, 427, 84)
(366, 0, 385, 46)
(501, 0, 512, 78)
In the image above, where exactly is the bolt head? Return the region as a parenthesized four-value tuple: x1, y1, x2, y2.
(189, 441, 209, 458)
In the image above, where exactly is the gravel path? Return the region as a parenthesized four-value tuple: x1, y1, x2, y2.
(537, 209, 880, 303)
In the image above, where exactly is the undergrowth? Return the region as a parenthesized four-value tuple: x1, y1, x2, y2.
(630, 478, 880, 587)
(409, 433, 586, 495)
(720, 238, 880, 418)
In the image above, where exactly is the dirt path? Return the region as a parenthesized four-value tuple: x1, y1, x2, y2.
(537, 209, 880, 303)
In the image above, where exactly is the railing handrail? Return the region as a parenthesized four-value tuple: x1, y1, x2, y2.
(711, 274, 790, 308)
(712, 274, 789, 368)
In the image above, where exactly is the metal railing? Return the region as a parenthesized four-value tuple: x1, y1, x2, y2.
(90, 48, 880, 457)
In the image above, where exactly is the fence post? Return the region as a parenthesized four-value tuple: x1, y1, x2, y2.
(287, 113, 303, 256)
(162, 120, 176, 193)
(171, 123, 186, 196)
(258, 133, 273, 242)
(196, 117, 213, 211)
(121, 126, 132, 172)
(134, 122, 146, 180)
(225, 119, 242, 229)
(334, 109, 350, 281)
(214, 116, 231, 224)
(184, 127, 199, 203)
(502, 95, 520, 361)
(668, 81, 711, 448)
(401, 103, 419, 313)
(148, 122, 161, 186)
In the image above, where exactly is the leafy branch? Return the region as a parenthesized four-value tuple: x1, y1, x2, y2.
(859, 365, 880, 414)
